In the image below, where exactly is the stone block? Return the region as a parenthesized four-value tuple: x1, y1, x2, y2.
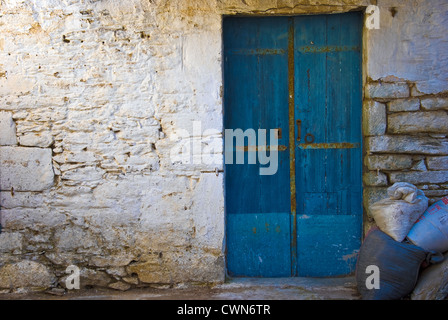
(0, 208, 67, 231)
(366, 82, 409, 99)
(126, 253, 172, 284)
(422, 189, 448, 198)
(0, 146, 54, 191)
(191, 173, 225, 249)
(122, 276, 139, 285)
(0, 74, 35, 97)
(53, 151, 101, 165)
(0, 191, 45, 209)
(61, 166, 104, 184)
(366, 136, 448, 155)
(411, 86, 425, 97)
(0, 260, 56, 291)
(411, 159, 427, 171)
(427, 156, 448, 170)
(54, 226, 98, 251)
(388, 111, 448, 134)
(18, 132, 54, 148)
(365, 154, 414, 171)
(363, 100, 386, 136)
(108, 281, 131, 291)
(421, 98, 448, 111)
(89, 254, 135, 268)
(363, 187, 388, 218)
(0, 111, 17, 146)
(363, 171, 388, 186)
(0, 232, 22, 253)
(388, 98, 420, 112)
(389, 171, 448, 185)
(59, 268, 112, 289)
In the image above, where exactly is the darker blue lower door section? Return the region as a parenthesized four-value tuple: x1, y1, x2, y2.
(227, 213, 292, 277)
(296, 215, 362, 277)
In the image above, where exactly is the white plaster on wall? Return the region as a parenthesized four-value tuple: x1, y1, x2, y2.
(368, 0, 448, 94)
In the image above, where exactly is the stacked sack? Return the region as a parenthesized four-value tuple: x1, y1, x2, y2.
(356, 182, 447, 300)
(407, 196, 448, 253)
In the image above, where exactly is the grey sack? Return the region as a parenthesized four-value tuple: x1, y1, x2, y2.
(356, 228, 441, 300)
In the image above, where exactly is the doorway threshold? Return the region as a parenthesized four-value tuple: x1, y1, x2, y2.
(217, 276, 359, 300)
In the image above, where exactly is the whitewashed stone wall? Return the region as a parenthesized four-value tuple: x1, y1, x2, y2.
(0, 0, 226, 291)
(0, 0, 446, 291)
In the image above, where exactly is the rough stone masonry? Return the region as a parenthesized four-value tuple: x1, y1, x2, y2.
(0, 0, 447, 293)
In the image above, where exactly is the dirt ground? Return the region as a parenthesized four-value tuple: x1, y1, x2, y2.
(0, 277, 360, 300)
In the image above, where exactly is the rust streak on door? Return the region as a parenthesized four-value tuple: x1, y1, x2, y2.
(288, 17, 298, 276)
(298, 142, 360, 149)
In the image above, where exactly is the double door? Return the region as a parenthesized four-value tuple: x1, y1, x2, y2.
(224, 13, 363, 277)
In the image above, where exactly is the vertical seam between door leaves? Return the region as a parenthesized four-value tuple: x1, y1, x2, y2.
(288, 17, 298, 277)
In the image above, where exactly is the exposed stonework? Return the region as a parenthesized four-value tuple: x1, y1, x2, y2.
(388, 111, 448, 134)
(0, 261, 56, 292)
(366, 136, 448, 155)
(421, 98, 448, 111)
(389, 171, 448, 185)
(363, 171, 388, 187)
(363, 100, 386, 136)
(0, 232, 22, 254)
(0, 111, 17, 146)
(366, 82, 410, 99)
(427, 157, 448, 170)
(364, 79, 448, 231)
(364, 88, 448, 227)
(388, 99, 420, 112)
(0, 146, 54, 191)
(361, 3, 448, 234)
(365, 155, 414, 171)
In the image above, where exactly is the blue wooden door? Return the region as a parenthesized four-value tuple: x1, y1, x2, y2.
(224, 13, 363, 277)
(224, 17, 292, 277)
